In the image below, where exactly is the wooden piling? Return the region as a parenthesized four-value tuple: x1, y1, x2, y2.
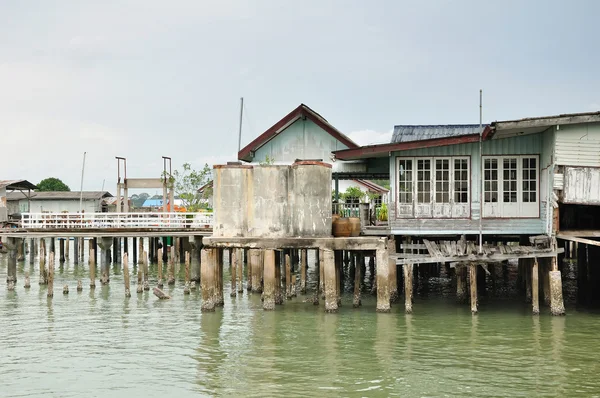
(300, 249, 307, 294)
(29, 238, 35, 265)
(77, 280, 82, 292)
(65, 237, 70, 259)
(470, 263, 478, 315)
(167, 246, 176, 286)
(47, 253, 55, 298)
(24, 272, 31, 288)
(123, 253, 131, 297)
(201, 248, 216, 312)
(389, 257, 399, 304)
(353, 253, 362, 308)
(319, 249, 325, 299)
(275, 252, 283, 305)
(89, 248, 96, 289)
(376, 245, 390, 313)
(285, 253, 292, 300)
(137, 269, 143, 294)
(73, 237, 79, 265)
(142, 251, 150, 291)
(532, 258, 540, 315)
(313, 249, 320, 305)
(39, 239, 47, 285)
(249, 249, 262, 293)
(237, 248, 243, 293)
(456, 265, 467, 303)
(323, 249, 337, 313)
(542, 258, 551, 306)
(215, 249, 224, 306)
(404, 264, 413, 313)
(138, 238, 144, 265)
(59, 238, 65, 263)
(230, 250, 237, 297)
(157, 248, 164, 287)
(525, 259, 532, 303)
(153, 287, 171, 299)
(263, 249, 276, 310)
(132, 237, 138, 265)
(334, 251, 342, 306)
(549, 257, 565, 316)
(247, 249, 253, 292)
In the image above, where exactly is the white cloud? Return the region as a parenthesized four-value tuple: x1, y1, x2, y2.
(589, 103, 600, 110)
(347, 129, 393, 146)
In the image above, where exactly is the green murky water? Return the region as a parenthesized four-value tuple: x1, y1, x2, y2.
(1, 241, 600, 397)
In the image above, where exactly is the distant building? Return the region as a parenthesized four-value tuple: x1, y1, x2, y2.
(0, 180, 37, 222)
(6, 191, 113, 214)
(141, 198, 184, 210)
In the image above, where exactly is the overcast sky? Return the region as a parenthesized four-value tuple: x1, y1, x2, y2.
(2, 1, 599, 193)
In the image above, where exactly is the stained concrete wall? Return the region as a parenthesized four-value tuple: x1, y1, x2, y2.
(213, 161, 332, 238)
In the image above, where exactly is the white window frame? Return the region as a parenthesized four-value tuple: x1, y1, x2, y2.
(482, 155, 539, 218)
(395, 156, 471, 219)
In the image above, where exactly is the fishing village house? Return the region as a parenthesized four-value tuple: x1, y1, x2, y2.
(236, 103, 390, 222)
(6, 191, 113, 214)
(0, 180, 37, 223)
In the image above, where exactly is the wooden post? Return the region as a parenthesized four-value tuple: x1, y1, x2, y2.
(39, 239, 47, 285)
(29, 238, 35, 265)
(168, 246, 176, 286)
(123, 253, 131, 297)
(237, 248, 243, 293)
(525, 259, 532, 303)
(142, 250, 150, 291)
(247, 249, 253, 292)
(404, 264, 413, 313)
(215, 249, 224, 306)
(275, 251, 283, 305)
(389, 257, 398, 304)
(456, 265, 467, 303)
(532, 258, 540, 315)
(201, 248, 216, 312)
(470, 263, 478, 315)
(334, 251, 342, 306)
(73, 237, 79, 265)
(285, 253, 292, 300)
(323, 249, 337, 312)
(89, 248, 96, 289)
(59, 238, 65, 263)
(319, 249, 325, 299)
(138, 237, 144, 265)
(79, 237, 85, 263)
(230, 249, 237, 297)
(184, 251, 191, 295)
(24, 272, 31, 288)
(157, 248, 164, 288)
(300, 249, 307, 294)
(65, 237, 70, 259)
(376, 244, 390, 313)
(47, 253, 55, 298)
(542, 258, 551, 306)
(353, 253, 362, 308)
(132, 237, 138, 265)
(263, 249, 276, 310)
(313, 249, 320, 305)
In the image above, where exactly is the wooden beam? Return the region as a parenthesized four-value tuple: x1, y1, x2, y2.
(557, 234, 600, 247)
(392, 248, 564, 265)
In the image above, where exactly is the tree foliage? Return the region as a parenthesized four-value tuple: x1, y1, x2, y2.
(130, 193, 150, 208)
(37, 177, 70, 192)
(168, 163, 212, 211)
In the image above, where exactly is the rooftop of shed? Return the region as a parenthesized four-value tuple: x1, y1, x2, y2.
(392, 124, 488, 143)
(6, 191, 112, 201)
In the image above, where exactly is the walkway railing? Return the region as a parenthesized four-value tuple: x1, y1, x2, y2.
(20, 212, 213, 229)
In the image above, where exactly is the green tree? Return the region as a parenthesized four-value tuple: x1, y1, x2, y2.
(131, 192, 150, 208)
(167, 163, 212, 211)
(37, 177, 70, 192)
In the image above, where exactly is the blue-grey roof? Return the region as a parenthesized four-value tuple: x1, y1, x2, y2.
(391, 124, 488, 143)
(142, 199, 163, 207)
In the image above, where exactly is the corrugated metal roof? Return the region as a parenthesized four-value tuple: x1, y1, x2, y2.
(391, 124, 487, 143)
(142, 199, 164, 207)
(6, 191, 112, 201)
(355, 179, 389, 194)
(0, 179, 37, 190)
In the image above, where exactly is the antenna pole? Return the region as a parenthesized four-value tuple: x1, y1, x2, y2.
(479, 89, 483, 254)
(237, 97, 244, 154)
(79, 152, 87, 212)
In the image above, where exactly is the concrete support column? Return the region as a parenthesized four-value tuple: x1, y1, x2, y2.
(456, 265, 467, 303)
(323, 249, 337, 313)
(6, 237, 17, 285)
(389, 258, 399, 304)
(59, 238, 65, 263)
(470, 263, 478, 315)
(532, 258, 540, 315)
(65, 237, 70, 259)
(285, 252, 292, 300)
(201, 248, 216, 312)
(137, 237, 143, 265)
(263, 249, 276, 310)
(313, 249, 320, 305)
(275, 251, 283, 305)
(249, 249, 262, 293)
(98, 237, 113, 285)
(376, 244, 390, 313)
(550, 256, 565, 315)
(319, 249, 325, 298)
(16, 238, 24, 262)
(29, 238, 35, 265)
(190, 236, 202, 282)
(334, 250, 342, 306)
(403, 263, 413, 314)
(541, 258, 551, 306)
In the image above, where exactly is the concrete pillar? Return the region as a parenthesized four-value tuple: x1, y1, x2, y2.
(334, 251, 342, 306)
(542, 258, 551, 306)
(59, 238, 65, 263)
(215, 249, 224, 306)
(230, 249, 237, 297)
(275, 251, 283, 305)
(190, 236, 202, 282)
(65, 237, 69, 259)
(201, 248, 216, 312)
(313, 249, 320, 305)
(470, 263, 478, 315)
(550, 256, 565, 316)
(456, 265, 467, 303)
(237, 248, 243, 293)
(376, 244, 390, 313)
(6, 237, 17, 285)
(285, 252, 292, 300)
(263, 249, 276, 310)
(16, 238, 24, 262)
(300, 249, 307, 294)
(389, 258, 399, 304)
(249, 249, 262, 293)
(525, 258, 532, 303)
(532, 258, 540, 315)
(403, 263, 413, 314)
(353, 252, 362, 308)
(73, 237, 79, 265)
(323, 249, 337, 313)
(137, 237, 143, 265)
(319, 249, 325, 298)
(98, 237, 113, 285)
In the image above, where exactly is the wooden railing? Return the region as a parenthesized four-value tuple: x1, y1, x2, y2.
(20, 212, 213, 229)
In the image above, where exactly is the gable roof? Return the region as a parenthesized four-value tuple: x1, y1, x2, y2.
(6, 191, 112, 201)
(238, 104, 359, 162)
(0, 179, 38, 190)
(392, 124, 488, 143)
(355, 179, 389, 194)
